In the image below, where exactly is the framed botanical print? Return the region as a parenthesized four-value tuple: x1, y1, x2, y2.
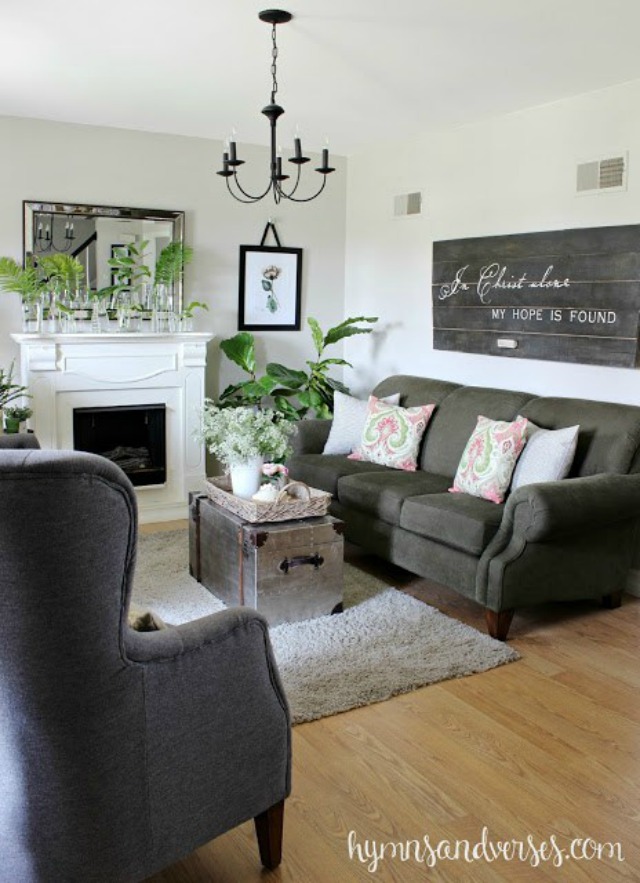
(238, 245, 302, 331)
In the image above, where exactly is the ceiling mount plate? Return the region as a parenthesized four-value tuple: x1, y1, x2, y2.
(259, 9, 293, 25)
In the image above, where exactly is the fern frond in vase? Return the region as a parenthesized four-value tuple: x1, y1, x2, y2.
(154, 242, 194, 288)
(0, 257, 43, 303)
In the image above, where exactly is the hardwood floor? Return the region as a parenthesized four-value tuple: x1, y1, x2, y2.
(142, 523, 640, 882)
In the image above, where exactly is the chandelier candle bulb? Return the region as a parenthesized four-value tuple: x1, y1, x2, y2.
(219, 151, 233, 176)
(294, 137, 302, 159)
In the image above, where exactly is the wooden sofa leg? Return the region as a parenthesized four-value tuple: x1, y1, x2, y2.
(485, 608, 515, 641)
(602, 590, 622, 609)
(254, 799, 285, 870)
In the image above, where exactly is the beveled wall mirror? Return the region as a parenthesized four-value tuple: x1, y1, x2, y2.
(23, 201, 186, 310)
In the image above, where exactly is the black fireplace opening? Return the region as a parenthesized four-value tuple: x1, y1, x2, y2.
(73, 404, 167, 487)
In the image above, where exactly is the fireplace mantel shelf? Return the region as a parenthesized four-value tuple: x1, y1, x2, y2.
(12, 332, 213, 344)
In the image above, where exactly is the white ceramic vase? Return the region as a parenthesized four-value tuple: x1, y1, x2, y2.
(229, 456, 263, 499)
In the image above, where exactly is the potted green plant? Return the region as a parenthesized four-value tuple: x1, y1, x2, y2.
(0, 362, 30, 431)
(218, 315, 378, 418)
(3, 405, 33, 434)
(200, 403, 296, 498)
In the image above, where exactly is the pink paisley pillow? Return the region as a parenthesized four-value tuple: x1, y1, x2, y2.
(348, 396, 436, 471)
(449, 415, 529, 503)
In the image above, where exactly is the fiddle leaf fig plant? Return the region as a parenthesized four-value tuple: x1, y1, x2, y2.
(219, 315, 378, 419)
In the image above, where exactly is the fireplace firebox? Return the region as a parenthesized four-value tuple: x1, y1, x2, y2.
(73, 404, 166, 487)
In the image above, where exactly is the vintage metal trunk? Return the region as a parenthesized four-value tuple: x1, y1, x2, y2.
(189, 493, 344, 626)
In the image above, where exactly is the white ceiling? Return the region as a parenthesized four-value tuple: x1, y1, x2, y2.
(2, 0, 640, 156)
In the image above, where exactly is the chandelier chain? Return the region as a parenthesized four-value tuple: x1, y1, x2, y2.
(270, 24, 278, 103)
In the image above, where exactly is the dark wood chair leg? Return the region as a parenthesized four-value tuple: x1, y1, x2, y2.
(254, 799, 285, 870)
(602, 590, 622, 609)
(485, 608, 515, 641)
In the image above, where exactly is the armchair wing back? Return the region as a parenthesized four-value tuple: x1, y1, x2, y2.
(0, 449, 291, 882)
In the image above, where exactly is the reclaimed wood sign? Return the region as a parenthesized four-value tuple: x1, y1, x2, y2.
(432, 226, 640, 367)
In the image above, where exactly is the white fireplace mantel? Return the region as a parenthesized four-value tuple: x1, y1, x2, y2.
(12, 332, 214, 523)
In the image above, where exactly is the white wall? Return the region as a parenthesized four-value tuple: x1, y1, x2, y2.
(344, 79, 640, 406)
(0, 116, 347, 398)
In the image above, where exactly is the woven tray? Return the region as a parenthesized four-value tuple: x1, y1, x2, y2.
(205, 476, 331, 523)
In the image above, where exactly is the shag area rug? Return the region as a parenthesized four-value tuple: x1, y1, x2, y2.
(132, 530, 519, 724)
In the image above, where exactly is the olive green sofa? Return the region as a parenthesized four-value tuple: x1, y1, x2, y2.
(287, 375, 640, 640)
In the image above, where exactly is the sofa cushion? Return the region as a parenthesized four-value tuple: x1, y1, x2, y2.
(323, 390, 400, 455)
(400, 492, 504, 556)
(450, 415, 529, 503)
(511, 421, 579, 490)
(519, 398, 640, 476)
(419, 385, 534, 476)
(337, 470, 451, 524)
(286, 454, 390, 496)
(350, 397, 436, 471)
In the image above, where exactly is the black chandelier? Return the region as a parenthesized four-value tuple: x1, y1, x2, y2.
(216, 9, 335, 204)
(33, 212, 76, 253)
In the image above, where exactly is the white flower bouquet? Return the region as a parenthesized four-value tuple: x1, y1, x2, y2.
(200, 402, 296, 468)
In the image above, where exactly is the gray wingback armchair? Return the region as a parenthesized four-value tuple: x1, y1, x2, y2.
(0, 448, 291, 882)
(0, 431, 40, 449)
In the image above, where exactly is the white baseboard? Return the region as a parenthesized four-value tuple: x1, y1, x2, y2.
(626, 568, 640, 598)
(138, 500, 188, 525)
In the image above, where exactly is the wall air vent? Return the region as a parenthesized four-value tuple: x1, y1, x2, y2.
(394, 192, 422, 217)
(576, 153, 627, 194)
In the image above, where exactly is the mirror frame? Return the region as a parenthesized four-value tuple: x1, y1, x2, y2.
(23, 200, 186, 310)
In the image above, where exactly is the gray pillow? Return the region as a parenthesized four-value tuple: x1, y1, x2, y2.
(323, 390, 400, 454)
(511, 421, 579, 490)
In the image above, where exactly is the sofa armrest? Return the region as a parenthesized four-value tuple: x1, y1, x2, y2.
(477, 473, 640, 611)
(289, 418, 332, 455)
(503, 473, 640, 542)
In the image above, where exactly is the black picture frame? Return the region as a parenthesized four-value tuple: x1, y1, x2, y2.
(238, 245, 302, 331)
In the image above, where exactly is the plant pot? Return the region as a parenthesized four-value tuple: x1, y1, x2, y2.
(3, 417, 20, 434)
(229, 456, 263, 499)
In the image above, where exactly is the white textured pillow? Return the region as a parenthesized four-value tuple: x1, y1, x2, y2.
(511, 421, 579, 490)
(323, 390, 400, 454)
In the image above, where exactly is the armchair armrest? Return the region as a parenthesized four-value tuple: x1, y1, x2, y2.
(124, 606, 270, 661)
(124, 607, 289, 752)
(504, 472, 640, 542)
(123, 607, 291, 850)
(289, 418, 332, 455)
